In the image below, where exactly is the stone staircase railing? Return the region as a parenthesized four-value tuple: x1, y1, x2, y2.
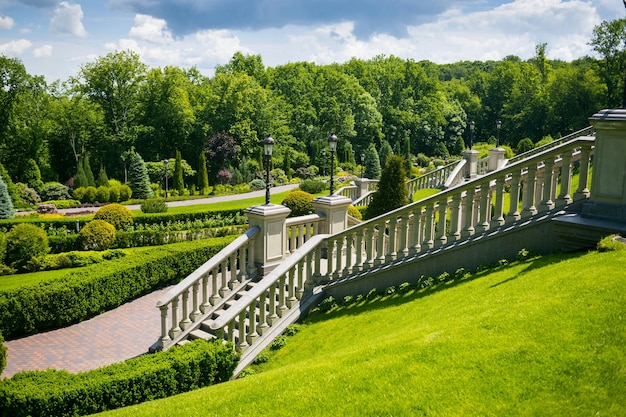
(154, 226, 260, 351)
(507, 126, 594, 165)
(191, 135, 594, 375)
(285, 214, 324, 254)
(407, 160, 459, 195)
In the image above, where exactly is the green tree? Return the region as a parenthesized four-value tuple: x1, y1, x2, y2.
(22, 159, 44, 192)
(83, 152, 96, 187)
(283, 147, 292, 180)
(0, 173, 15, 219)
(364, 143, 381, 180)
(366, 154, 409, 219)
(589, 18, 626, 107)
(74, 155, 89, 189)
(97, 164, 110, 187)
(127, 151, 154, 199)
(197, 152, 210, 195)
(173, 149, 184, 194)
(379, 140, 393, 168)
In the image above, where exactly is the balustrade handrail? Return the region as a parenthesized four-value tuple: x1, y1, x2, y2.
(156, 225, 260, 308)
(208, 234, 328, 330)
(331, 136, 594, 243)
(443, 159, 467, 189)
(285, 213, 324, 227)
(407, 159, 458, 188)
(508, 126, 594, 165)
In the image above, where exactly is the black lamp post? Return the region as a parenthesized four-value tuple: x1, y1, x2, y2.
(496, 120, 502, 148)
(469, 120, 475, 149)
(327, 133, 338, 195)
(163, 159, 169, 198)
(360, 153, 365, 179)
(263, 134, 274, 205)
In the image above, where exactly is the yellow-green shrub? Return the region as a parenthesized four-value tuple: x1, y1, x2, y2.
(93, 203, 133, 229)
(79, 220, 116, 251)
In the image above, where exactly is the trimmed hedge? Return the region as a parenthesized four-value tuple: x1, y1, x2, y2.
(0, 237, 236, 339)
(0, 339, 239, 417)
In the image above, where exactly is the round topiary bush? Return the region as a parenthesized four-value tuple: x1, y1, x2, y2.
(348, 204, 362, 220)
(95, 186, 110, 203)
(93, 203, 133, 230)
(5, 223, 49, 271)
(248, 178, 265, 191)
(299, 179, 326, 194)
(281, 190, 314, 217)
(79, 220, 116, 251)
(40, 182, 72, 201)
(119, 185, 132, 202)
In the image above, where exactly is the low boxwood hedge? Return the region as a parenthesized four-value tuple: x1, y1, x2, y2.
(0, 339, 239, 417)
(0, 237, 236, 339)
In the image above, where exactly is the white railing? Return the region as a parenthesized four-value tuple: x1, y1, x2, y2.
(286, 214, 324, 254)
(508, 126, 594, 165)
(443, 159, 467, 189)
(335, 185, 358, 200)
(407, 160, 459, 195)
(155, 226, 260, 350)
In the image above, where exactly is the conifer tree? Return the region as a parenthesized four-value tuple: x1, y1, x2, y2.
(363, 143, 381, 180)
(0, 174, 15, 219)
(23, 159, 44, 192)
(404, 136, 412, 174)
(365, 154, 408, 219)
(74, 155, 89, 189)
(97, 165, 110, 187)
(283, 147, 292, 181)
(0, 164, 23, 208)
(173, 150, 184, 195)
(128, 151, 154, 199)
(197, 153, 210, 195)
(379, 139, 393, 168)
(83, 152, 96, 187)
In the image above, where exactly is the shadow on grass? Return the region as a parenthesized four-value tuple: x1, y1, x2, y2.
(305, 251, 588, 324)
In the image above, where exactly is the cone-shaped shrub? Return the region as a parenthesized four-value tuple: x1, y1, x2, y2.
(0, 174, 15, 219)
(128, 152, 154, 200)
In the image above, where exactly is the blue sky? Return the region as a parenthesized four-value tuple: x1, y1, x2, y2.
(0, 0, 622, 82)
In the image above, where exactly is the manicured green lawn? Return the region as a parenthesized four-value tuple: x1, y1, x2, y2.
(96, 249, 626, 417)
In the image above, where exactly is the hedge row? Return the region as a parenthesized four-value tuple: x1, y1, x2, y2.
(47, 225, 247, 253)
(0, 237, 236, 339)
(0, 339, 239, 417)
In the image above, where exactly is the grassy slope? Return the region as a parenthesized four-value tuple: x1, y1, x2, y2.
(97, 250, 626, 417)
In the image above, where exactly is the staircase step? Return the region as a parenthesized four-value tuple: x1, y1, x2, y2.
(188, 329, 216, 341)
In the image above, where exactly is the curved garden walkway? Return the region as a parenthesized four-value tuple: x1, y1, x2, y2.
(2, 184, 299, 378)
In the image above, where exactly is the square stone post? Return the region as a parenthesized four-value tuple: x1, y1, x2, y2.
(584, 108, 626, 222)
(244, 203, 291, 276)
(488, 147, 506, 172)
(312, 195, 352, 235)
(354, 178, 370, 199)
(463, 149, 479, 179)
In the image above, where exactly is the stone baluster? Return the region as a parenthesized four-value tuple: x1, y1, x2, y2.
(522, 164, 538, 217)
(410, 208, 424, 254)
(268, 283, 278, 325)
(247, 237, 257, 277)
(539, 158, 555, 212)
(297, 259, 305, 299)
(574, 143, 592, 200)
(277, 274, 288, 317)
(364, 226, 375, 269)
(326, 237, 335, 280)
(375, 222, 386, 265)
(422, 203, 435, 250)
(237, 245, 248, 282)
(287, 268, 297, 308)
(491, 176, 506, 227)
(210, 266, 220, 305)
(168, 298, 181, 339)
(437, 199, 448, 246)
(343, 234, 353, 276)
(288, 225, 296, 254)
(229, 253, 238, 288)
(462, 187, 476, 238)
(386, 217, 398, 262)
(506, 169, 522, 222)
(556, 150, 574, 206)
(237, 311, 248, 351)
(479, 182, 490, 232)
(200, 273, 211, 313)
(219, 259, 229, 297)
(246, 301, 259, 346)
(257, 290, 268, 335)
(190, 281, 202, 322)
(354, 228, 364, 273)
(399, 213, 410, 258)
(334, 236, 344, 279)
(180, 290, 191, 330)
(449, 192, 462, 242)
(159, 305, 171, 348)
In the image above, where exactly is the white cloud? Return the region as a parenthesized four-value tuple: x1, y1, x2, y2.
(129, 14, 173, 44)
(0, 38, 32, 55)
(0, 15, 14, 30)
(33, 44, 53, 57)
(50, 1, 87, 38)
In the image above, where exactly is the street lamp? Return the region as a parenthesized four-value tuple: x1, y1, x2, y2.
(360, 153, 365, 179)
(327, 132, 338, 195)
(263, 134, 274, 205)
(469, 120, 475, 149)
(163, 159, 169, 198)
(496, 120, 502, 148)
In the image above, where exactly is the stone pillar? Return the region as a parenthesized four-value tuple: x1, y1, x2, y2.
(312, 195, 352, 235)
(463, 149, 479, 179)
(245, 203, 291, 275)
(354, 178, 370, 199)
(585, 108, 626, 222)
(488, 147, 506, 172)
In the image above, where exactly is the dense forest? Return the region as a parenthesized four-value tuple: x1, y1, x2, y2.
(0, 18, 624, 190)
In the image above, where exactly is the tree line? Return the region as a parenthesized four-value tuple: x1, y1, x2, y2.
(0, 17, 623, 189)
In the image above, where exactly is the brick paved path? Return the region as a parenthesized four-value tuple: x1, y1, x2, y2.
(2, 287, 169, 378)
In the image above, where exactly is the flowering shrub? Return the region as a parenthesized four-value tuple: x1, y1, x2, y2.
(217, 169, 232, 185)
(36, 203, 57, 214)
